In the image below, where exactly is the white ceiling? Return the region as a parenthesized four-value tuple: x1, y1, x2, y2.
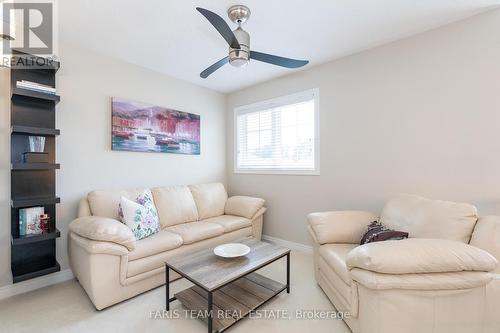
(59, 0, 500, 93)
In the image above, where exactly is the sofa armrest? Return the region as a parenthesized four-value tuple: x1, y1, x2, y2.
(225, 195, 265, 219)
(69, 232, 130, 256)
(307, 211, 378, 245)
(69, 216, 136, 251)
(346, 238, 498, 274)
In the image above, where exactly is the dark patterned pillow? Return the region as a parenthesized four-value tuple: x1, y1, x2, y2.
(360, 221, 409, 245)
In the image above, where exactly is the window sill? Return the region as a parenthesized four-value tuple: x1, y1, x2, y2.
(234, 169, 320, 176)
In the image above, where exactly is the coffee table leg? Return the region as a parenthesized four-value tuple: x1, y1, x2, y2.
(207, 291, 213, 333)
(166, 265, 170, 311)
(286, 252, 290, 293)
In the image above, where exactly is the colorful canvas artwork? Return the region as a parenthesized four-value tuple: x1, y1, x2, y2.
(111, 97, 200, 155)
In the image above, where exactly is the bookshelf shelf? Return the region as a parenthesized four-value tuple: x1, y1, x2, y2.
(11, 125, 60, 136)
(10, 52, 61, 283)
(11, 163, 60, 170)
(11, 196, 61, 208)
(11, 228, 61, 246)
(12, 260, 61, 284)
(12, 87, 60, 103)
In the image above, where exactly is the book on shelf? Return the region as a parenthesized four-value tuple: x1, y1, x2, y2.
(16, 80, 56, 94)
(19, 206, 45, 236)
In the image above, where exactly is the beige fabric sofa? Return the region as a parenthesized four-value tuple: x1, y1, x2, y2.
(307, 194, 500, 333)
(68, 183, 266, 310)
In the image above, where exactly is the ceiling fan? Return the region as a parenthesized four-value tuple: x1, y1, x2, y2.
(196, 5, 309, 78)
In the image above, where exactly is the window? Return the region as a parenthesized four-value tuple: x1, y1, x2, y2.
(234, 89, 319, 175)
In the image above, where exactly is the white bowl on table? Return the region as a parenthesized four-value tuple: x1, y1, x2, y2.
(214, 243, 250, 258)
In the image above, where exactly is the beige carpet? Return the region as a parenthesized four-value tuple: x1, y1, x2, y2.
(0, 250, 350, 333)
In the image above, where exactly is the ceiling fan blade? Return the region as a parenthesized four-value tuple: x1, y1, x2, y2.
(200, 56, 229, 78)
(250, 51, 309, 68)
(196, 7, 240, 49)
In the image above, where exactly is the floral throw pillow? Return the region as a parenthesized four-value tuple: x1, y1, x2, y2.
(118, 190, 160, 240)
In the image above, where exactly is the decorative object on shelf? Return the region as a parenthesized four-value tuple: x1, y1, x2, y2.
(111, 97, 201, 155)
(23, 152, 49, 163)
(16, 80, 56, 94)
(28, 136, 45, 152)
(39, 214, 50, 233)
(19, 207, 45, 236)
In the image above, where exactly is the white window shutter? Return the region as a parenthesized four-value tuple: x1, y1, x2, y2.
(235, 89, 319, 175)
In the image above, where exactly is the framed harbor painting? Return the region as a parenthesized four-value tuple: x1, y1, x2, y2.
(111, 97, 200, 155)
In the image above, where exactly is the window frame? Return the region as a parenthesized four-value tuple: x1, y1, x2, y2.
(233, 88, 320, 176)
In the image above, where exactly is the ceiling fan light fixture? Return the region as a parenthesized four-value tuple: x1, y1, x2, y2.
(229, 56, 249, 68)
(229, 27, 249, 68)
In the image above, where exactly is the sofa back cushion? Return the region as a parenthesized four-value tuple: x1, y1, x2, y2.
(151, 185, 199, 228)
(470, 216, 500, 274)
(87, 188, 148, 220)
(380, 194, 478, 243)
(189, 183, 227, 219)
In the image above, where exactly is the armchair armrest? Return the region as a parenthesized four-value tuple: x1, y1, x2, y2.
(225, 196, 265, 219)
(307, 211, 378, 245)
(346, 238, 498, 274)
(69, 216, 136, 251)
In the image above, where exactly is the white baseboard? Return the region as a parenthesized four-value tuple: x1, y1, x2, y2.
(0, 269, 74, 301)
(262, 234, 313, 254)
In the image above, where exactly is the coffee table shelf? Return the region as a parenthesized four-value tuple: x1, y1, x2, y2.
(175, 272, 286, 332)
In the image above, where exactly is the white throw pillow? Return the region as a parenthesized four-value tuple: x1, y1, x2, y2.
(118, 190, 160, 240)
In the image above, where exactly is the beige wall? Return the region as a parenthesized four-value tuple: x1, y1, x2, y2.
(0, 42, 226, 287)
(226, 9, 500, 245)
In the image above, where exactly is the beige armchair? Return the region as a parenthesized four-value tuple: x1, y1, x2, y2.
(307, 194, 500, 333)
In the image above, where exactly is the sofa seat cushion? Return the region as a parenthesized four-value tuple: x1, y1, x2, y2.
(380, 194, 478, 243)
(126, 227, 253, 277)
(350, 268, 493, 290)
(346, 238, 498, 274)
(319, 244, 358, 285)
(128, 230, 183, 261)
(202, 215, 252, 233)
(166, 221, 224, 244)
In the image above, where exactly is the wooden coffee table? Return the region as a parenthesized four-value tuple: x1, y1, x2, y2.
(165, 239, 290, 333)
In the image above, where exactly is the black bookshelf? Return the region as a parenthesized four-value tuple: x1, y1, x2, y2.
(10, 52, 61, 283)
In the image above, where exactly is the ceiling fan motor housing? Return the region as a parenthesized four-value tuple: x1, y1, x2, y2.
(229, 27, 250, 67)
